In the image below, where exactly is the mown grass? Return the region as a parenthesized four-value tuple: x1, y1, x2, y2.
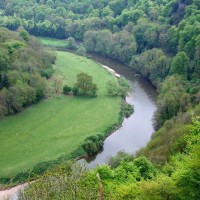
(0, 51, 121, 178)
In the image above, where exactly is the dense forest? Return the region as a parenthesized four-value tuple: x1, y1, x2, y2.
(0, 0, 199, 199)
(0, 28, 55, 117)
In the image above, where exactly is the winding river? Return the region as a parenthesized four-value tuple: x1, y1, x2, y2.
(0, 54, 157, 200)
(86, 54, 157, 167)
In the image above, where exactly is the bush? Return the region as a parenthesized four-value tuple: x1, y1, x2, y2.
(133, 156, 156, 180)
(82, 140, 98, 155)
(106, 77, 130, 98)
(41, 68, 54, 79)
(108, 151, 133, 168)
(31, 161, 52, 176)
(13, 171, 30, 183)
(82, 134, 104, 155)
(63, 85, 71, 94)
(76, 46, 86, 56)
(72, 87, 79, 95)
(122, 102, 134, 118)
(0, 177, 11, 184)
(66, 37, 77, 49)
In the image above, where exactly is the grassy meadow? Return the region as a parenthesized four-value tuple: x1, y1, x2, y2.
(39, 37, 68, 48)
(0, 51, 121, 178)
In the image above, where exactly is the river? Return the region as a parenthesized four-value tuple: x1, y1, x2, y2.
(86, 54, 157, 167)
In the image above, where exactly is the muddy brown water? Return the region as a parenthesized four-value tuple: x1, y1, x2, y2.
(86, 54, 157, 167)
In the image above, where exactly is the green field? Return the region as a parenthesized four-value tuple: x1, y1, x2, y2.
(39, 37, 68, 47)
(0, 51, 121, 178)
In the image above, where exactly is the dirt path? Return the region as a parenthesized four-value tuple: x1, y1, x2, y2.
(0, 184, 27, 200)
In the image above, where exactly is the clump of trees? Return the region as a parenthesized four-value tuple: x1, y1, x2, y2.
(62, 73, 98, 97)
(0, 28, 55, 117)
(82, 134, 104, 155)
(73, 72, 98, 97)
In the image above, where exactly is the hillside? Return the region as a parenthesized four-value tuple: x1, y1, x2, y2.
(0, 28, 55, 118)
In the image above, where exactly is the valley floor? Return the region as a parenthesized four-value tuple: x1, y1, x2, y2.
(0, 51, 120, 179)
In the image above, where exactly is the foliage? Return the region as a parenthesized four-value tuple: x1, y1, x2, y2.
(74, 72, 98, 96)
(170, 51, 189, 79)
(76, 46, 86, 56)
(0, 28, 54, 117)
(63, 85, 71, 94)
(82, 134, 104, 155)
(133, 156, 157, 180)
(66, 37, 77, 49)
(121, 102, 134, 118)
(72, 86, 79, 95)
(52, 75, 63, 93)
(107, 77, 130, 97)
(154, 75, 190, 129)
(18, 162, 99, 200)
(108, 151, 133, 168)
(131, 48, 170, 86)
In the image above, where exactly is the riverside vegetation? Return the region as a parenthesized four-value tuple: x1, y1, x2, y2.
(0, 0, 200, 199)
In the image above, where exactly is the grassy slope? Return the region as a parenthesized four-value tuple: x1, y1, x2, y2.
(0, 51, 120, 178)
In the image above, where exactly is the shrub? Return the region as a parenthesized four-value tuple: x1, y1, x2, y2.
(82, 134, 104, 155)
(76, 46, 86, 56)
(66, 37, 77, 49)
(31, 161, 52, 176)
(108, 151, 133, 168)
(41, 68, 54, 79)
(72, 86, 79, 95)
(0, 177, 11, 184)
(133, 156, 156, 180)
(13, 171, 30, 183)
(63, 85, 71, 94)
(122, 102, 134, 118)
(82, 140, 98, 155)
